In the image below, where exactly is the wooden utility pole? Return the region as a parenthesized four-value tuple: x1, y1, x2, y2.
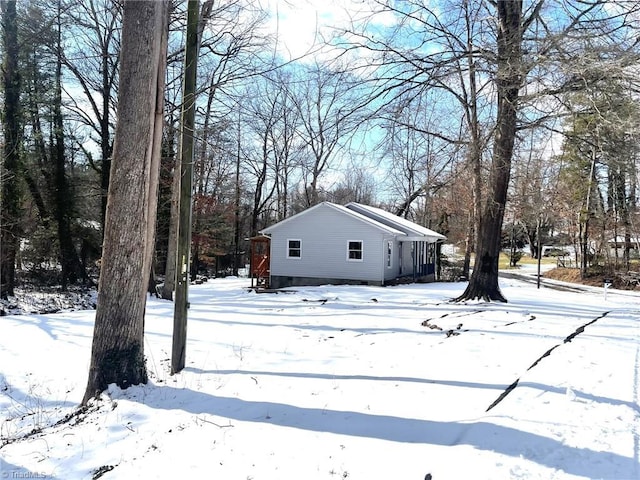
(233, 109, 241, 276)
(536, 216, 542, 289)
(172, 0, 200, 375)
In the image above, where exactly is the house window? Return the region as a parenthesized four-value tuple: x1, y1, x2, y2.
(347, 240, 363, 261)
(287, 239, 301, 258)
(387, 241, 393, 268)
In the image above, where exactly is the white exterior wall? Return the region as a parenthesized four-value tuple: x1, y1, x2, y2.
(268, 204, 389, 283)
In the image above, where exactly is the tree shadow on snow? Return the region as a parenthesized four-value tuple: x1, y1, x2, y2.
(0, 456, 54, 480)
(141, 384, 635, 479)
(184, 368, 640, 415)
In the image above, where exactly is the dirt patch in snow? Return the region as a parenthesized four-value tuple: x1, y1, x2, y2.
(0, 285, 97, 316)
(544, 267, 640, 290)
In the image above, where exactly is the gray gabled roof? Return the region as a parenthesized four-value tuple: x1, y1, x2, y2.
(345, 202, 447, 242)
(261, 202, 405, 236)
(261, 201, 446, 243)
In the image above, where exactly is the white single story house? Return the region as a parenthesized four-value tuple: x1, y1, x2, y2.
(259, 201, 446, 288)
(607, 236, 640, 258)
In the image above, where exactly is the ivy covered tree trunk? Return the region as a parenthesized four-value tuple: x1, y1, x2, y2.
(53, 3, 84, 289)
(456, 0, 525, 302)
(1, 0, 22, 299)
(83, 0, 168, 404)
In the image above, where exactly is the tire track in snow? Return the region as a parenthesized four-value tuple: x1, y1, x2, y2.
(485, 311, 611, 412)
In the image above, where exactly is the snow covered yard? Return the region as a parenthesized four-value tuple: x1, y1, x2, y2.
(1, 277, 639, 480)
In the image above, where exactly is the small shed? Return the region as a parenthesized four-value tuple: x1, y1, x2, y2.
(249, 234, 271, 288)
(260, 202, 446, 289)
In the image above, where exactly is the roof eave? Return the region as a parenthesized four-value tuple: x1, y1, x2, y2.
(399, 235, 447, 242)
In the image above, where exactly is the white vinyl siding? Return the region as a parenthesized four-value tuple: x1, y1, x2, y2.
(261, 202, 444, 286)
(287, 239, 301, 259)
(266, 204, 386, 282)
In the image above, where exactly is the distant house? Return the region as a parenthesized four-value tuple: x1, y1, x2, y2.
(607, 236, 640, 258)
(259, 202, 446, 289)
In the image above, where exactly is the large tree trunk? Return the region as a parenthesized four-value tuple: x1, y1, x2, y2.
(456, 0, 524, 302)
(461, 2, 483, 280)
(83, 0, 168, 404)
(1, 0, 21, 299)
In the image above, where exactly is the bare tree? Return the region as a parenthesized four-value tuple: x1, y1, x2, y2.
(61, 0, 122, 230)
(508, 130, 561, 260)
(291, 62, 367, 207)
(160, 0, 268, 296)
(340, 0, 495, 278)
(346, 0, 533, 300)
(242, 70, 302, 234)
(342, 0, 640, 300)
(53, 1, 85, 287)
(455, 1, 531, 301)
(83, 0, 168, 403)
(381, 90, 459, 220)
(266, 71, 304, 221)
(329, 161, 377, 205)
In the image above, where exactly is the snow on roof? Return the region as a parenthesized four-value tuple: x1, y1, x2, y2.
(261, 201, 446, 242)
(260, 201, 406, 237)
(345, 202, 447, 241)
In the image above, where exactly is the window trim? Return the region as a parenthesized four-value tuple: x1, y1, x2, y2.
(386, 240, 393, 268)
(347, 240, 363, 262)
(287, 238, 302, 259)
